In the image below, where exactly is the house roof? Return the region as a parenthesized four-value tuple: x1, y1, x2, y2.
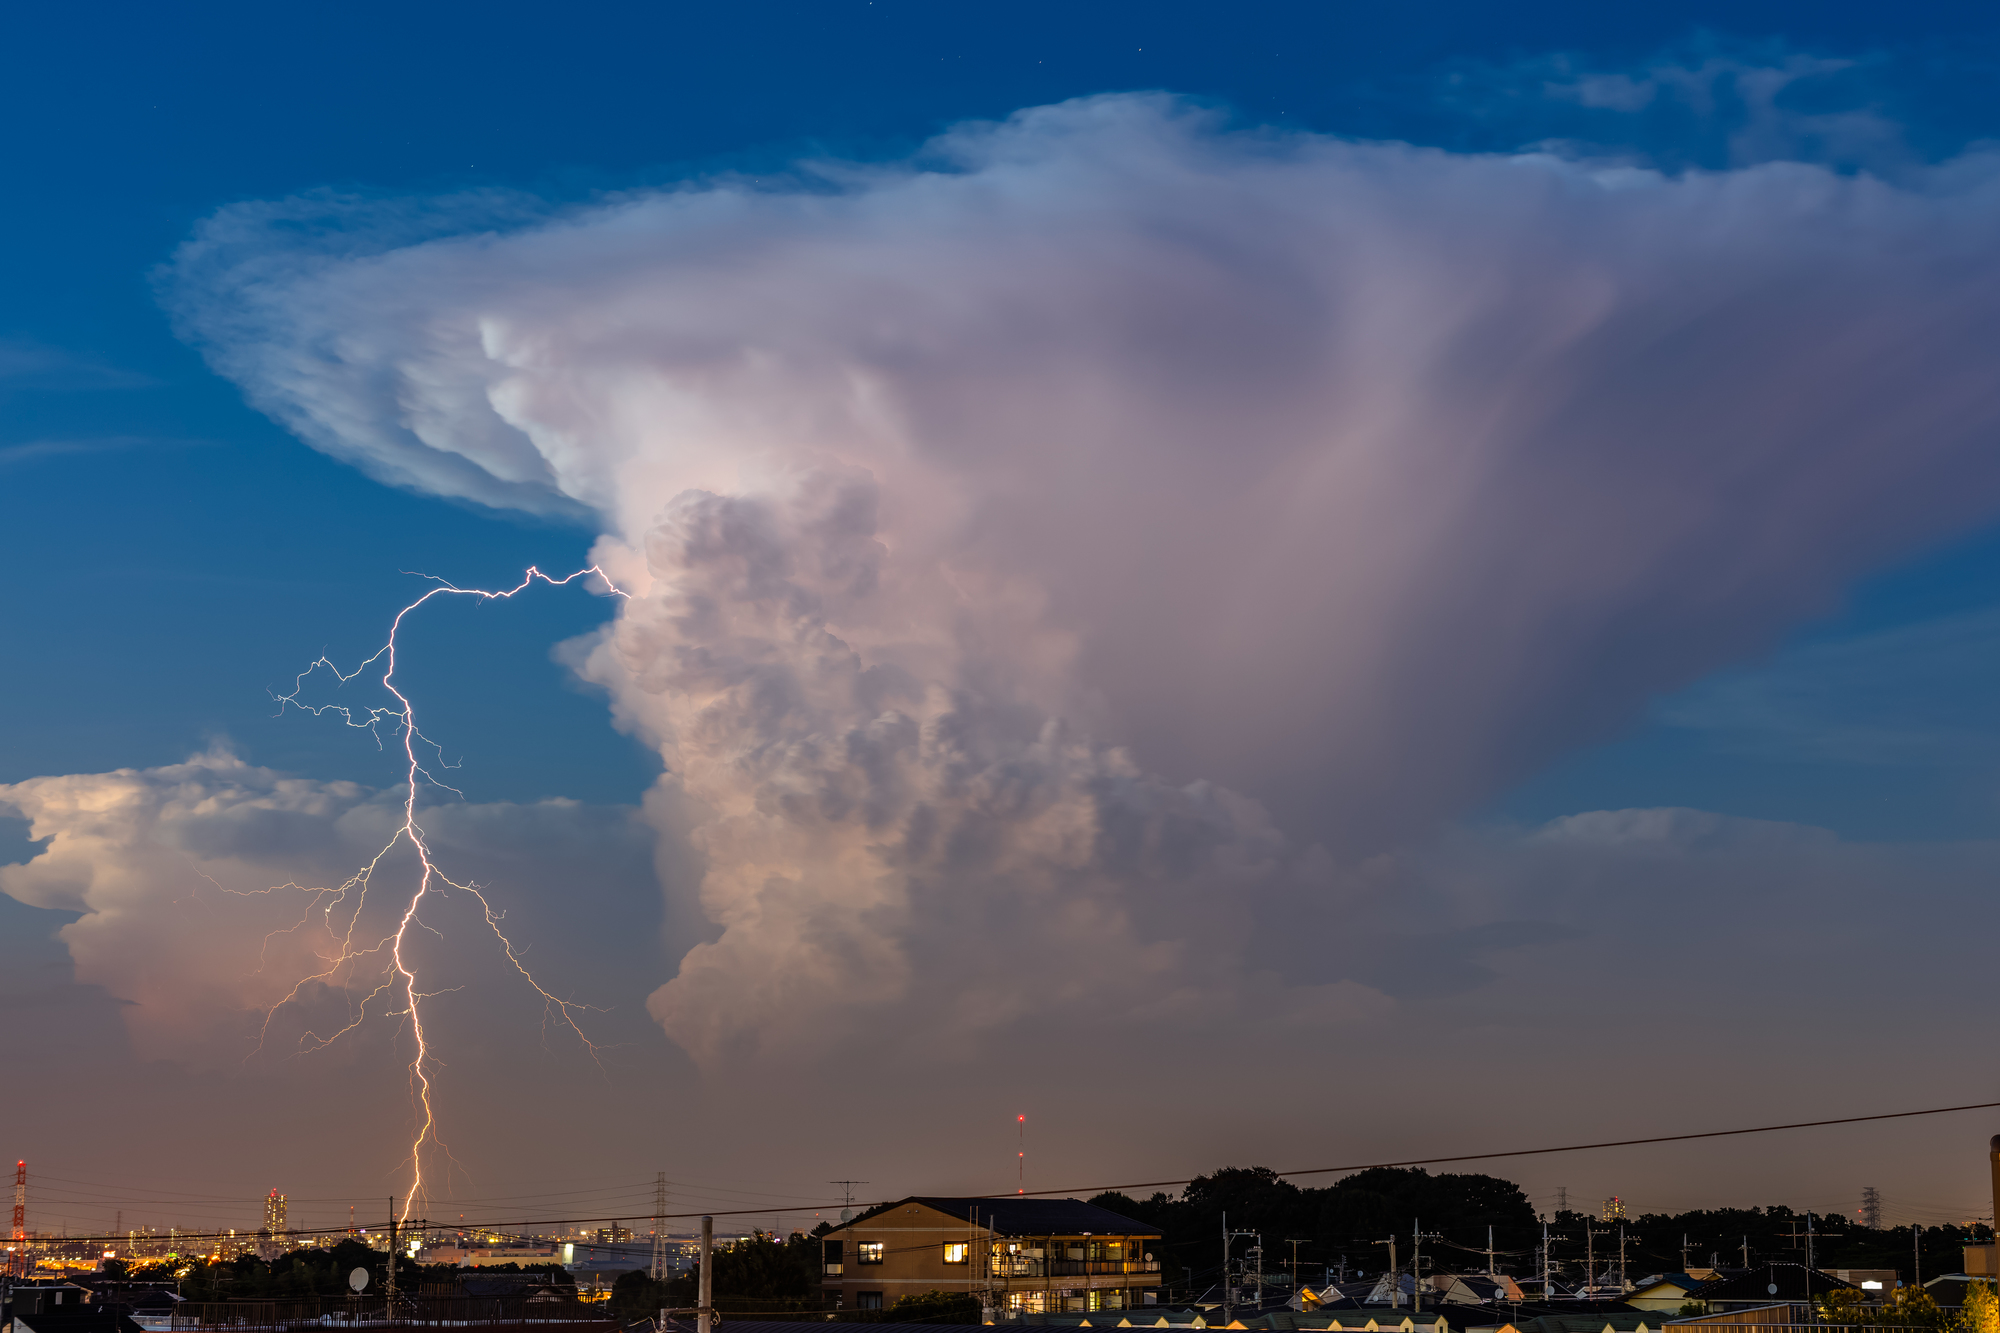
(1923, 1276, 1988, 1304)
(456, 1275, 573, 1297)
(665, 1324, 993, 1333)
(1686, 1265, 1854, 1302)
(1628, 1276, 1703, 1295)
(1500, 1316, 1661, 1333)
(841, 1196, 1161, 1237)
(12, 1312, 146, 1333)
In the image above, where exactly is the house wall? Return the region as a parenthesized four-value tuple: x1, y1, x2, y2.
(819, 1201, 1161, 1314)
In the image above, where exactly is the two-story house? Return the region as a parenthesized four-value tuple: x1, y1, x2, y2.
(820, 1196, 1162, 1316)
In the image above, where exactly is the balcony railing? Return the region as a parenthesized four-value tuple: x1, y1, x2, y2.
(988, 1258, 1160, 1278)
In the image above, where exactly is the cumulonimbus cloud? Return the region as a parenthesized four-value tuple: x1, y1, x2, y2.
(158, 93, 2000, 1061)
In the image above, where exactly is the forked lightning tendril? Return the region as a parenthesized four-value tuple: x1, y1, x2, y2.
(259, 565, 629, 1222)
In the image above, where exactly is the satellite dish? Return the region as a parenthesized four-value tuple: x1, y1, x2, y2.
(1767, 1284, 1779, 1296)
(350, 1269, 370, 1293)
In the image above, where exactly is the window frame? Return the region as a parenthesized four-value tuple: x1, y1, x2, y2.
(856, 1241, 886, 1266)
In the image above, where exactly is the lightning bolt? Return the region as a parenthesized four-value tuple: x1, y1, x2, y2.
(259, 565, 629, 1222)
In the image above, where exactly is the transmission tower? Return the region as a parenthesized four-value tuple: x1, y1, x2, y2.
(652, 1173, 668, 1281)
(10, 1160, 23, 1279)
(1861, 1187, 1882, 1231)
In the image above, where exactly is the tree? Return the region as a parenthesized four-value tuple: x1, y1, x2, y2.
(1820, 1285, 1950, 1330)
(1962, 1281, 2000, 1333)
(608, 1269, 671, 1325)
(882, 1290, 982, 1323)
(1092, 1165, 1536, 1302)
(649, 1230, 826, 1315)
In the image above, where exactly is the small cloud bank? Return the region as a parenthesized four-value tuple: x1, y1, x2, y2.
(1433, 39, 1915, 172)
(0, 750, 659, 1066)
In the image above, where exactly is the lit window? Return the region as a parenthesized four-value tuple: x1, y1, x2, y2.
(857, 1242, 885, 1265)
(944, 1243, 969, 1265)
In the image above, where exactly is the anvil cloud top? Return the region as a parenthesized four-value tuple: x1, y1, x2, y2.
(9, 2, 2000, 1221)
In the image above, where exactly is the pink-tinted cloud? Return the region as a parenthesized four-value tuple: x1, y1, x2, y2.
(160, 94, 2000, 1060)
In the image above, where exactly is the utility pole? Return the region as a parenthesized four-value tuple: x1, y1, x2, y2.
(1373, 1238, 1399, 1310)
(1742, 1236, 1751, 1270)
(1487, 1225, 1497, 1278)
(1806, 1213, 1815, 1276)
(1618, 1227, 1628, 1292)
(1412, 1221, 1421, 1314)
(698, 1216, 713, 1333)
(978, 1208, 995, 1322)
(1582, 1222, 1607, 1300)
(1222, 1214, 1231, 1323)
(1221, 1216, 1258, 1321)
(386, 1199, 397, 1304)
(1914, 1225, 1922, 1286)
(1412, 1220, 1432, 1315)
(1286, 1240, 1310, 1291)
(1681, 1235, 1689, 1274)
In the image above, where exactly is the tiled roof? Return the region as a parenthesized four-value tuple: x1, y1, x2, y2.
(842, 1196, 1162, 1237)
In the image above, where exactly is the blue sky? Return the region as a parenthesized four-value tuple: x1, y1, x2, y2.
(9, 0, 2000, 1226)
(7, 1, 2000, 834)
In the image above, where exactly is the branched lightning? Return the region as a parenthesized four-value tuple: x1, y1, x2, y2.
(254, 565, 628, 1222)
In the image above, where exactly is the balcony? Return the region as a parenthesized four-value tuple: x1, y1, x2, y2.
(1052, 1261, 1162, 1277)
(988, 1258, 1159, 1278)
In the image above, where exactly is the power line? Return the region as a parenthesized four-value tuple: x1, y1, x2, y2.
(1003, 1098, 2000, 1199)
(27, 1097, 2000, 1249)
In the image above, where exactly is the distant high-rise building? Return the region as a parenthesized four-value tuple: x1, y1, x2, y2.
(1601, 1197, 1627, 1222)
(263, 1190, 289, 1258)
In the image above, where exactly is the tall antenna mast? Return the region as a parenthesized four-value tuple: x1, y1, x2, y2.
(830, 1181, 867, 1225)
(1017, 1115, 1025, 1195)
(652, 1173, 668, 1281)
(11, 1161, 23, 1278)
